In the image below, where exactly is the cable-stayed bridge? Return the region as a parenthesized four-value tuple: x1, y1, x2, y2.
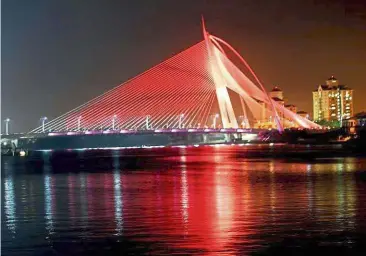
(2, 20, 322, 153)
(29, 20, 320, 134)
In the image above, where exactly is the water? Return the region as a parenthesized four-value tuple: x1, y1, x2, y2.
(2, 145, 366, 255)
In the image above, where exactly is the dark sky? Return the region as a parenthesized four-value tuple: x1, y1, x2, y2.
(2, 0, 366, 132)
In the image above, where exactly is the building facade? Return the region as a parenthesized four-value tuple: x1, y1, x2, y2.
(312, 76, 353, 123)
(342, 112, 366, 135)
(254, 86, 307, 129)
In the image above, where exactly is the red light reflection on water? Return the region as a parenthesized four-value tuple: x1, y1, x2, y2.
(46, 146, 363, 254)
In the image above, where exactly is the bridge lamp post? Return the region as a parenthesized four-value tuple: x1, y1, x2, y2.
(213, 114, 219, 129)
(4, 118, 10, 135)
(239, 115, 248, 128)
(239, 115, 244, 128)
(77, 116, 82, 131)
(145, 115, 150, 130)
(112, 115, 117, 130)
(179, 114, 184, 129)
(41, 117, 48, 133)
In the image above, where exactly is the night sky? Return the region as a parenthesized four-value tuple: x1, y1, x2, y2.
(2, 0, 366, 132)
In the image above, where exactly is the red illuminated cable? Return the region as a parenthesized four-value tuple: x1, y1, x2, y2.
(150, 65, 215, 128)
(157, 86, 213, 128)
(68, 43, 208, 130)
(121, 74, 213, 129)
(31, 30, 321, 133)
(31, 40, 208, 132)
(94, 43, 212, 130)
(202, 93, 216, 127)
(186, 92, 213, 127)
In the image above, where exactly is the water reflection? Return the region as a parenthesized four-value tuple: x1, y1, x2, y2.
(79, 171, 88, 237)
(44, 165, 54, 237)
(1, 147, 366, 255)
(213, 153, 235, 252)
(4, 172, 16, 234)
(180, 153, 189, 229)
(113, 151, 123, 236)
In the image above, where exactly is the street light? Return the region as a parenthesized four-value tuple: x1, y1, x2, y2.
(4, 118, 10, 135)
(145, 115, 151, 130)
(77, 116, 82, 131)
(239, 115, 244, 128)
(40, 117, 48, 133)
(112, 115, 117, 130)
(239, 115, 249, 128)
(213, 113, 219, 129)
(179, 114, 184, 129)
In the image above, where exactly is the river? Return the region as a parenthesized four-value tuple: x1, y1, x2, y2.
(2, 145, 366, 255)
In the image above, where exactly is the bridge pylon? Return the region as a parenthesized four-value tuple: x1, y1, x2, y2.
(202, 17, 239, 128)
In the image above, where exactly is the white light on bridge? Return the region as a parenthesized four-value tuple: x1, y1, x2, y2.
(241, 133, 257, 140)
(4, 118, 11, 135)
(41, 117, 48, 133)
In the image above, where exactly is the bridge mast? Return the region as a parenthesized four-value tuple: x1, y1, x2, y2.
(202, 17, 238, 128)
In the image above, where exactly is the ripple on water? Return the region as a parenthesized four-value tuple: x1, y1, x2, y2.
(2, 147, 366, 255)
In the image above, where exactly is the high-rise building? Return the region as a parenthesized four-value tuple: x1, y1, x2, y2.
(254, 86, 305, 128)
(312, 76, 353, 123)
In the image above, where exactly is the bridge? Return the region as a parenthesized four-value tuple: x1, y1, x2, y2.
(3, 20, 321, 153)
